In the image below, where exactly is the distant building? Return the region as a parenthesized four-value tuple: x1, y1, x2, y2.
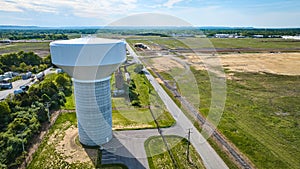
(268, 35, 282, 38)
(172, 33, 195, 37)
(134, 43, 149, 49)
(215, 34, 230, 38)
(0, 39, 11, 44)
(282, 36, 300, 40)
(253, 35, 264, 38)
(235, 36, 246, 38)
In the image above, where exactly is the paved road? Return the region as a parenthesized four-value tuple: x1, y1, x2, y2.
(102, 129, 158, 169)
(0, 78, 32, 100)
(126, 44, 228, 169)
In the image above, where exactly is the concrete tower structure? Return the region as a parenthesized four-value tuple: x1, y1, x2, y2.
(50, 37, 126, 146)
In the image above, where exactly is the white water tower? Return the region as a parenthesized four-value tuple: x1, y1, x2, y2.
(50, 37, 126, 146)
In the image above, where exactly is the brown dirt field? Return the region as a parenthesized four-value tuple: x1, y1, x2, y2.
(56, 126, 97, 164)
(219, 53, 300, 75)
(151, 53, 300, 76)
(151, 57, 184, 72)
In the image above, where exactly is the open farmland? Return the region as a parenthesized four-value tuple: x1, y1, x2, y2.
(127, 37, 300, 53)
(0, 42, 50, 57)
(182, 52, 300, 75)
(130, 36, 300, 169)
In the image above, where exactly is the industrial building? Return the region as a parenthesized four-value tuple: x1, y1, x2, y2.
(50, 37, 126, 146)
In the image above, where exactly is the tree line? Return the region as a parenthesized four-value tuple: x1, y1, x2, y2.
(1, 28, 299, 40)
(0, 51, 51, 74)
(0, 73, 72, 168)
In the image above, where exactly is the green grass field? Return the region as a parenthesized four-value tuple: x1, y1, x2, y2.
(112, 97, 175, 130)
(209, 38, 300, 49)
(63, 92, 75, 110)
(127, 37, 300, 50)
(112, 64, 175, 130)
(191, 68, 300, 169)
(145, 135, 206, 169)
(128, 37, 300, 168)
(0, 42, 50, 56)
(62, 63, 175, 130)
(155, 67, 300, 169)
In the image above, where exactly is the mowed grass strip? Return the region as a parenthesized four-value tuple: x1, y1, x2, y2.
(145, 135, 206, 169)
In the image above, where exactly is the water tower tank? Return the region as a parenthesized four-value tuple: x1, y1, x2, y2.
(50, 37, 126, 146)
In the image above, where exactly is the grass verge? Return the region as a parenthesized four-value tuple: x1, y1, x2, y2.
(145, 135, 206, 169)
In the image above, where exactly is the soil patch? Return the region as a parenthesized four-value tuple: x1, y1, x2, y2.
(56, 126, 97, 163)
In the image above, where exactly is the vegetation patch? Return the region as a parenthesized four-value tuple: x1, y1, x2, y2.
(0, 42, 50, 57)
(0, 73, 72, 168)
(145, 135, 206, 169)
(111, 64, 175, 130)
(191, 68, 300, 169)
(28, 112, 128, 169)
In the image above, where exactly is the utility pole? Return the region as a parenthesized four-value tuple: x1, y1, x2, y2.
(187, 128, 192, 163)
(46, 102, 51, 122)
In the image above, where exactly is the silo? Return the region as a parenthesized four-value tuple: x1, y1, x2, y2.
(50, 37, 126, 146)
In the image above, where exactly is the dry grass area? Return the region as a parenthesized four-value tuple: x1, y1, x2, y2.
(185, 52, 300, 75)
(151, 57, 184, 72)
(148, 52, 300, 76)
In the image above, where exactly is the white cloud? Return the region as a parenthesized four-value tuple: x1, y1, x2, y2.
(0, 0, 138, 18)
(163, 0, 184, 8)
(0, 0, 23, 12)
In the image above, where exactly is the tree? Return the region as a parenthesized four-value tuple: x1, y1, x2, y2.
(40, 81, 58, 97)
(0, 102, 11, 131)
(55, 74, 69, 89)
(41, 94, 51, 102)
(43, 55, 52, 66)
(134, 64, 144, 74)
(19, 62, 27, 72)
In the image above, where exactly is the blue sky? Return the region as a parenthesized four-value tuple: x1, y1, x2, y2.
(0, 0, 299, 27)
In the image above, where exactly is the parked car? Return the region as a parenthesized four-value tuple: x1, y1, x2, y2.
(36, 72, 45, 81)
(22, 72, 32, 80)
(14, 89, 24, 95)
(20, 85, 29, 91)
(0, 83, 13, 89)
